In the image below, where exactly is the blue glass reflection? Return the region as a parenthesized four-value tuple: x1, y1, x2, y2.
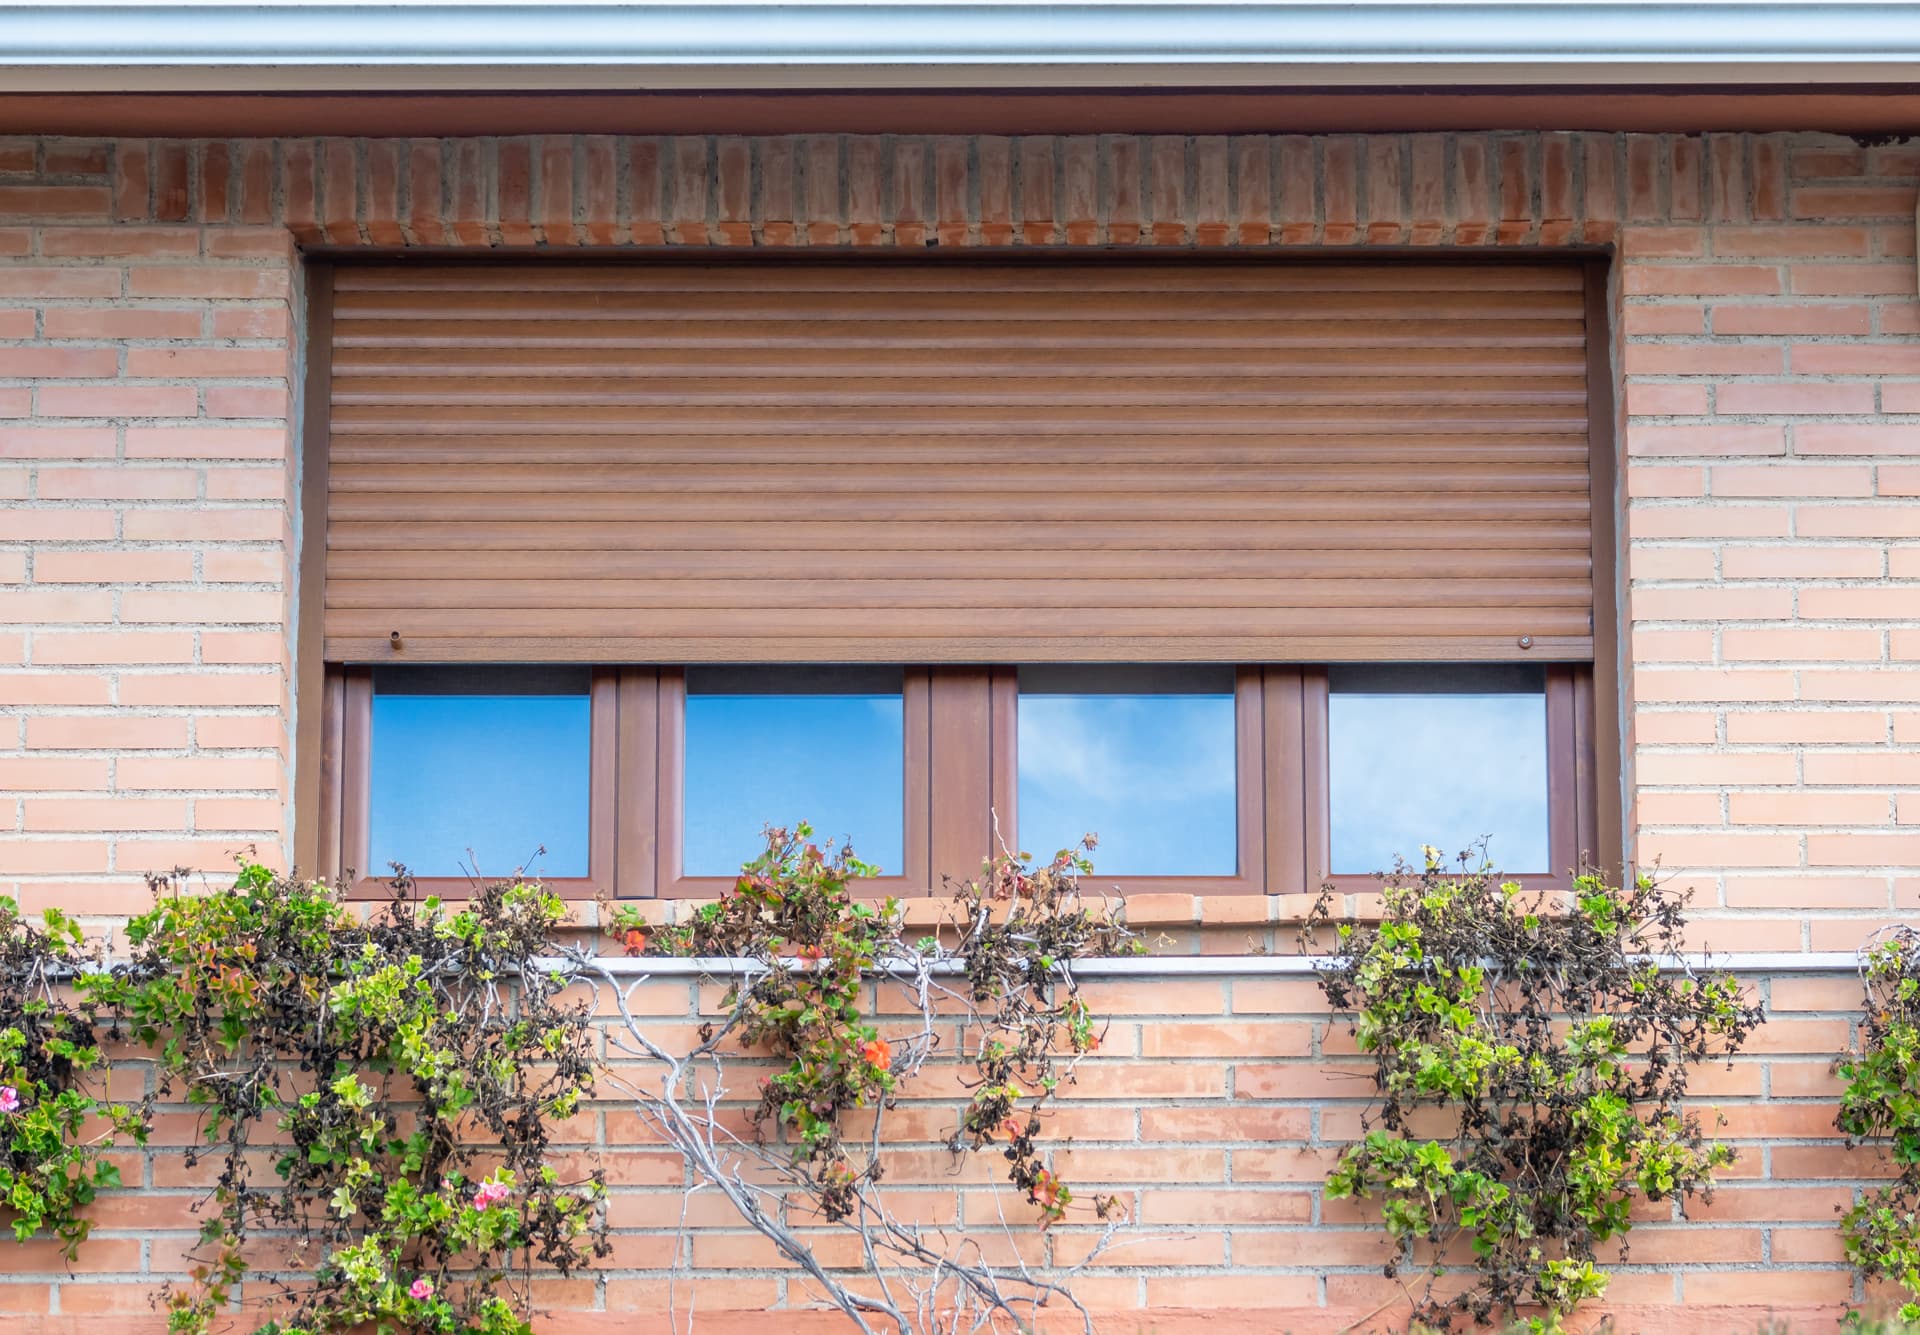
(683, 669, 905, 876)
(369, 670, 592, 879)
(1329, 665, 1549, 874)
(1017, 667, 1237, 877)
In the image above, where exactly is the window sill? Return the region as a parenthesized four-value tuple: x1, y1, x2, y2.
(535, 890, 1414, 935)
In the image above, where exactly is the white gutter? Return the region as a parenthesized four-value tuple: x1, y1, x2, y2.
(2, 2, 1919, 93)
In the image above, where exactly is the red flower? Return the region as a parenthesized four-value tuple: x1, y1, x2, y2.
(862, 1038, 892, 1070)
(622, 928, 647, 955)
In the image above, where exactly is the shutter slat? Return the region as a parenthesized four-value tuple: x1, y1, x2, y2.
(323, 260, 1594, 664)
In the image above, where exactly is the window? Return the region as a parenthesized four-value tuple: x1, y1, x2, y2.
(302, 256, 1615, 897)
(1014, 666, 1238, 876)
(317, 661, 1595, 897)
(368, 666, 593, 879)
(1328, 665, 1551, 875)
(680, 667, 908, 877)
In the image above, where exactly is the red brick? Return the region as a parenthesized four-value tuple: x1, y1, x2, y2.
(404, 138, 446, 244)
(0, 757, 110, 792)
(1255, 135, 1305, 246)
(1626, 424, 1785, 457)
(37, 466, 198, 500)
(1802, 668, 1920, 702)
(118, 755, 283, 791)
(197, 140, 232, 222)
(210, 306, 288, 339)
(121, 589, 281, 623)
(707, 140, 758, 249)
(1725, 710, 1886, 744)
(41, 307, 201, 339)
(0, 268, 119, 298)
(1633, 668, 1796, 703)
(844, 137, 883, 245)
(1799, 506, 1920, 538)
(26, 715, 188, 750)
(32, 549, 194, 583)
(124, 426, 286, 459)
(0, 185, 111, 217)
(204, 385, 288, 418)
(1187, 134, 1228, 245)
(36, 384, 197, 418)
(125, 346, 287, 378)
(24, 797, 186, 832)
(1712, 301, 1871, 335)
(126, 266, 286, 299)
(1714, 381, 1877, 415)
(930, 134, 969, 247)
(1622, 343, 1780, 376)
(1625, 264, 1782, 296)
(0, 587, 112, 622)
(0, 840, 110, 873)
(1720, 544, 1882, 579)
(1628, 382, 1714, 416)
(1730, 790, 1889, 825)
(1792, 185, 1917, 218)
(1008, 135, 1055, 245)
(1712, 464, 1873, 496)
(1320, 136, 1358, 245)
(1446, 133, 1491, 244)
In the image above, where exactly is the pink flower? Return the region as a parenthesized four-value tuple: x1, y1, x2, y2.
(472, 1180, 512, 1209)
(408, 1278, 434, 1301)
(0, 1087, 20, 1113)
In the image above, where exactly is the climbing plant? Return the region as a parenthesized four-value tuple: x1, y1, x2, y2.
(1837, 927, 1920, 1323)
(1307, 851, 1762, 1332)
(81, 863, 607, 1335)
(599, 822, 1140, 1334)
(0, 896, 148, 1259)
(0, 821, 1140, 1335)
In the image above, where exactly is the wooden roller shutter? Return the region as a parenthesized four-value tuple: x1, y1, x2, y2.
(321, 260, 1596, 664)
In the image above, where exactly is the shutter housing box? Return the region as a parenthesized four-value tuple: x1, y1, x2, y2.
(321, 259, 1596, 664)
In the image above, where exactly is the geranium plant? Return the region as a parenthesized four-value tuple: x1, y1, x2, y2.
(1307, 850, 1761, 1332)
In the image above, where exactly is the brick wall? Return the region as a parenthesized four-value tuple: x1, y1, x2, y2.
(0, 129, 1918, 1326)
(11, 966, 1893, 1333)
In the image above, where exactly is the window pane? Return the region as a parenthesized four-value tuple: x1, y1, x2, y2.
(682, 667, 905, 877)
(1329, 664, 1549, 875)
(369, 666, 592, 879)
(1016, 665, 1237, 877)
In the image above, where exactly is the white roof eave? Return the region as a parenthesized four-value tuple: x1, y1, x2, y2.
(2, 2, 1919, 92)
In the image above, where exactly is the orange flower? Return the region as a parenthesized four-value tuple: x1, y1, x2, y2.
(861, 1038, 892, 1070)
(622, 928, 647, 955)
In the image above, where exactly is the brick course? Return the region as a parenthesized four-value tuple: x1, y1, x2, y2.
(0, 127, 1918, 1325)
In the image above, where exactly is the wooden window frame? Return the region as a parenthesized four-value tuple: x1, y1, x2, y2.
(317, 659, 1597, 899)
(985, 666, 1270, 897)
(326, 664, 618, 900)
(651, 667, 933, 899)
(1303, 663, 1596, 896)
